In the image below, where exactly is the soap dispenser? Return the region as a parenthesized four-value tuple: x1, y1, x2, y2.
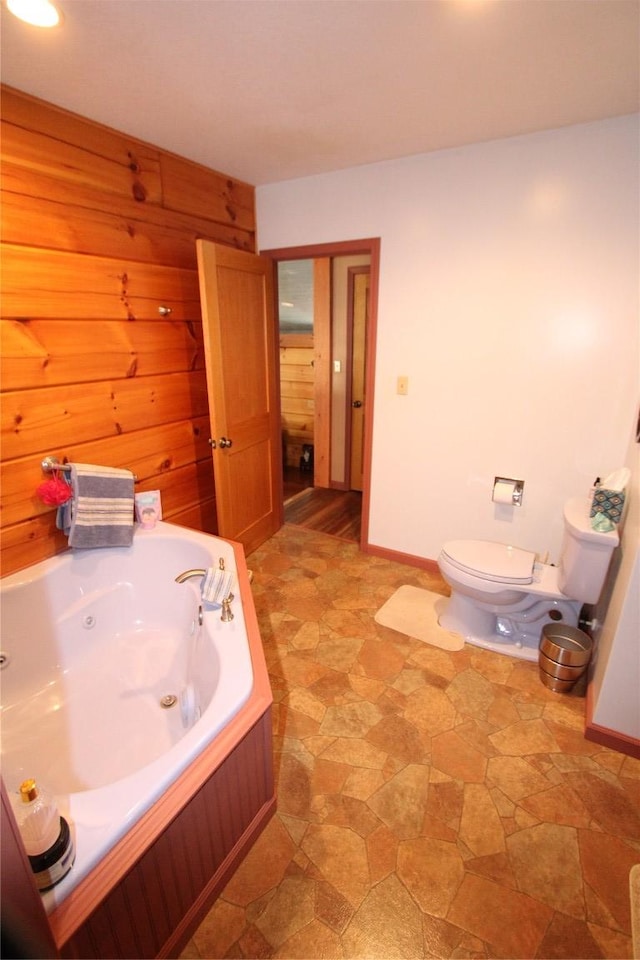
(14, 779, 75, 891)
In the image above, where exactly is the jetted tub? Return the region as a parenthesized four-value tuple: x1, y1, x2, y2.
(1, 521, 275, 958)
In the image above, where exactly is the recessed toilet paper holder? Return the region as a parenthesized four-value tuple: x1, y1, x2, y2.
(493, 477, 525, 506)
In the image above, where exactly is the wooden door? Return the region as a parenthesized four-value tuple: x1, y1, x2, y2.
(313, 258, 331, 488)
(349, 269, 369, 491)
(196, 241, 282, 554)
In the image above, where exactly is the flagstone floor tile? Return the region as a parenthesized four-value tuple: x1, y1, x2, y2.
(431, 729, 488, 782)
(506, 822, 584, 919)
(183, 524, 639, 960)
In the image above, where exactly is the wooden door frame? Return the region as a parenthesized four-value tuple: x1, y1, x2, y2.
(260, 238, 380, 552)
(312, 258, 332, 489)
(345, 264, 370, 491)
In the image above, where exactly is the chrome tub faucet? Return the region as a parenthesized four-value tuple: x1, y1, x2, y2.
(175, 567, 234, 622)
(174, 568, 207, 584)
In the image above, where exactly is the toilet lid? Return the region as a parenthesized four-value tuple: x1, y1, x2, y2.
(441, 540, 535, 584)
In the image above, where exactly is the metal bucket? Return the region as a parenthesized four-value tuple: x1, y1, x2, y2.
(538, 624, 592, 693)
(540, 623, 593, 666)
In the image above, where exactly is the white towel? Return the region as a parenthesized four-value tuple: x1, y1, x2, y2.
(67, 463, 135, 548)
(201, 568, 234, 605)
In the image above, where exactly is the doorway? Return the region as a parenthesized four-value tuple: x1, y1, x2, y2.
(262, 239, 380, 549)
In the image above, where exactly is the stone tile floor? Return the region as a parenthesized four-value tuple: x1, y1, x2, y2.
(182, 524, 640, 959)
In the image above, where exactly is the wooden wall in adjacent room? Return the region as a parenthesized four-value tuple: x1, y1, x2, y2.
(0, 86, 256, 576)
(279, 334, 315, 469)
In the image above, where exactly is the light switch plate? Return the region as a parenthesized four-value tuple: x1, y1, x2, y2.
(397, 376, 409, 395)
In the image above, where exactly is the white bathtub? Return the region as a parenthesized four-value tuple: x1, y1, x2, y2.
(0, 521, 254, 913)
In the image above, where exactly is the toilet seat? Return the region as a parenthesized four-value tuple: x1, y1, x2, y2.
(440, 540, 535, 585)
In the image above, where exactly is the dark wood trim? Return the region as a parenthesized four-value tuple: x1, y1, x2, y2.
(262, 239, 381, 261)
(584, 719, 640, 759)
(584, 683, 640, 758)
(261, 238, 381, 555)
(364, 540, 441, 576)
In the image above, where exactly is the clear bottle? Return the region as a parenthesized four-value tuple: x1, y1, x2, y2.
(13, 779, 75, 891)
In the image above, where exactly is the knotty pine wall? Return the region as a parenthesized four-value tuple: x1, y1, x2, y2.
(0, 86, 256, 576)
(279, 334, 314, 469)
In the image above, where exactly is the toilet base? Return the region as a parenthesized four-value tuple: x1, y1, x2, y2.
(438, 591, 581, 663)
(460, 633, 539, 663)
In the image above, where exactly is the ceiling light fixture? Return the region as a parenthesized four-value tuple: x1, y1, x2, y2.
(6, 0, 62, 27)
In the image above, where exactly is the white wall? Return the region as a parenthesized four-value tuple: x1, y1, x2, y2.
(590, 425, 640, 739)
(257, 116, 639, 564)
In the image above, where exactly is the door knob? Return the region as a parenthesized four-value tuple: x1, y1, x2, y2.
(352, 400, 362, 408)
(219, 437, 233, 448)
(208, 438, 216, 449)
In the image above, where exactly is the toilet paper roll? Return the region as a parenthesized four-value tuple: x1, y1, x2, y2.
(493, 480, 517, 505)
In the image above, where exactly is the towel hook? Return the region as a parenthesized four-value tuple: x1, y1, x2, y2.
(41, 456, 65, 473)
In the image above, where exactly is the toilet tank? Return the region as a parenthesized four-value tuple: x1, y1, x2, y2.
(558, 498, 619, 603)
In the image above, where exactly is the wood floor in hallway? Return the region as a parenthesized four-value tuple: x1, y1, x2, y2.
(284, 486, 362, 542)
(283, 466, 362, 542)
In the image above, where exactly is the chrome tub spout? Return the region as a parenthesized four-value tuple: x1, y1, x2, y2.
(175, 568, 207, 584)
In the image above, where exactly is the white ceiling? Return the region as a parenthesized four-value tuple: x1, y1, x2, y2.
(1, 0, 638, 186)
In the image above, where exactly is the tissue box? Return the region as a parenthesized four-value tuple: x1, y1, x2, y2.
(590, 489, 625, 524)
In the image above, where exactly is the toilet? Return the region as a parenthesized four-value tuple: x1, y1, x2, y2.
(437, 497, 619, 662)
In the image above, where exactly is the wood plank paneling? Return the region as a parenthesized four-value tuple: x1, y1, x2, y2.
(1, 319, 204, 389)
(2, 372, 209, 460)
(160, 153, 255, 232)
(0, 85, 256, 575)
(0, 119, 162, 205)
(280, 346, 314, 368)
(281, 413, 314, 441)
(1, 245, 202, 321)
(281, 395, 315, 415)
(148, 460, 216, 519)
(170, 498, 218, 535)
(280, 362, 315, 383)
(1, 164, 255, 260)
(0, 417, 211, 525)
(0, 483, 217, 576)
(1, 86, 161, 174)
(280, 336, 314, 468)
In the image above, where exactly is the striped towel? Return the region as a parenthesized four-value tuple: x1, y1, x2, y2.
(201, 568, 234, 606)
(67, 463, 135, 548)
